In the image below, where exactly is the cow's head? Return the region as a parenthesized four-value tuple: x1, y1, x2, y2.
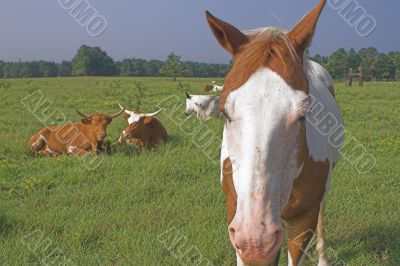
(76, 106, 125, 141)
(185, 93, 220, 120)
(185, 92, 210, 115)
(185, 92, 197, 116)
(119, 107, 163, 140)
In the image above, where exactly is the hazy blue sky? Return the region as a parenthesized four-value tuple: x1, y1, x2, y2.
(0, 0, 398, 63)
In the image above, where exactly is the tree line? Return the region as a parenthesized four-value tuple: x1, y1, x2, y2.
(0, 45, 230, 79)
(1, 45, 399, 81)
(310, 47, 400, 81)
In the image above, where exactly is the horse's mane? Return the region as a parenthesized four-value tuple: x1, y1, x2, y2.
(220, 27, 301, 109)
(237, 27, 299, 73)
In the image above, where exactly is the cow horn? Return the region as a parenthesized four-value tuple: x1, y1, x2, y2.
(186, 91, 191, 99)
(109, 106, 125, 119)
(144, 109, 163, 117)
(75, 107, 89, 119)
(119, 102, 136, 116)
(118, 102, 125, 110)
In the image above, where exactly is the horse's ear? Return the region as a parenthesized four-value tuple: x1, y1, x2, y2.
(288, 0, 326, 52)
(206, 11, 249, 55)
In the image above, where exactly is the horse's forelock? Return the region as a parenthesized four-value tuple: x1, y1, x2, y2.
(221, 27, 300, 111)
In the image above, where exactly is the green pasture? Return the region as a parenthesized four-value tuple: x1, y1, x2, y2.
(0, 78, 399, 265)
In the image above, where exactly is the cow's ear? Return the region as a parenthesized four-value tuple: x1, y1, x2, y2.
(124, 114, 130, 121)
(206, 11, 249, 55)
(81, 118, 91, 124)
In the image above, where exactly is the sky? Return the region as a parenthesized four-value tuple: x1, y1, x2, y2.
(0, 0, 398, 64)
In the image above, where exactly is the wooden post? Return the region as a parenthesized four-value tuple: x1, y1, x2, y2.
(348, 68, 353, 87)
(359, 66, 364, 87)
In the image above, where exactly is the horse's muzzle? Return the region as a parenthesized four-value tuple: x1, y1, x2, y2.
(229, 222, 284, 265)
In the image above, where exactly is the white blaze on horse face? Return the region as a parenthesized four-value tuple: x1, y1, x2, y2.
(224, 67, 308, 225)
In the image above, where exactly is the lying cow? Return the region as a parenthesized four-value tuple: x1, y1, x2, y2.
(204, 84, 224, 92)
(185, 92, 220, 120)
(115, 105, 167, 149)
(28, 106, 124, 156)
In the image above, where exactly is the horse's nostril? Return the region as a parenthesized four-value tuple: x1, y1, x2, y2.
(229, 226, 236, 239)
(229, 226, 239, 250)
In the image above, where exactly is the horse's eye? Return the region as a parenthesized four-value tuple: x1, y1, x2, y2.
(222, 111, 232, 123)
(299, 116, 306, 122)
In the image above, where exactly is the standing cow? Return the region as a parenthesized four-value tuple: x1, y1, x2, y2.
(185, 92, 220, 120)
(28, 106, 124, 156)
(115, 105, 167, 149)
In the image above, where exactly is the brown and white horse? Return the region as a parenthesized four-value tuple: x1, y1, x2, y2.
(206, 1, 344, 265)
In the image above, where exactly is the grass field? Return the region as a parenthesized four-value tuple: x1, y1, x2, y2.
(0, 77, 399, 266)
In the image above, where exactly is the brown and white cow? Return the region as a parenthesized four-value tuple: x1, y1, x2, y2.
(206, 0, 344, 265)
(115, 105, 167, 149)
(28, 107, 124, 156)
(204, 83, 224, 92)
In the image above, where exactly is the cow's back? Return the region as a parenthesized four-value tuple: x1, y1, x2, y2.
(148, 118, 167, 143)
(29, 123, 95, 153)
(137, 118, 167, 149)
(29, 125, 66, 153)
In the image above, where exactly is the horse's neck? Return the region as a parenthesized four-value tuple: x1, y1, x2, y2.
(304, 60, 344, 164)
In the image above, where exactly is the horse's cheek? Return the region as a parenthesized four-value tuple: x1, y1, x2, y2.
(222, 158, 237, 224)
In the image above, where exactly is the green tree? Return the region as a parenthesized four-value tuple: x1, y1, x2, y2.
(117, 59, 133, 76)
(373, 53, 395, 81)
(20, 62, 40, 78)
(144, 60, 163, 76)
(310, 54, 326, 66)
(347, 48, 361, 70)
(39, 61, 58, 77)
(359, 47, 379, 81)
(71, 45, 117, 76)
(388, 51, 400, 80)
(1, 63, 11, 78)
(160, 53, 188, 81)
(58, 61, 72, 77)
(0, 61, 3, 78)
(326, 48, 348, 80)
